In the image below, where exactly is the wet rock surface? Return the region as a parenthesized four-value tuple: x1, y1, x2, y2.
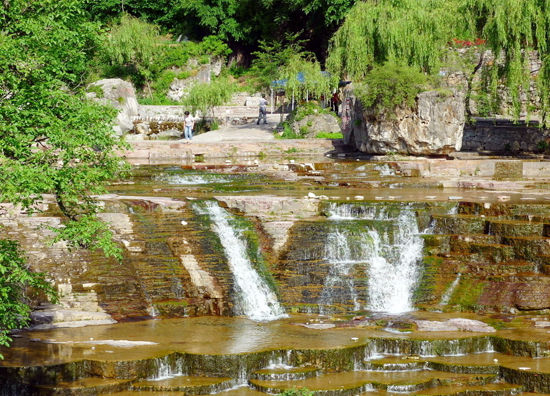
(2, 315, 550, 395)
(415, 318, 496, 333)
(3, 154, 550, 394)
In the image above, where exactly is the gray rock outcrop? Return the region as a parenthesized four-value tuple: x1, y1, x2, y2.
(87, 78, 139, 136)
(292, 113, 341, 138)
(167, 59, 224, 102)
(342, 87, 465, 155)
(415, 318, 496, 333)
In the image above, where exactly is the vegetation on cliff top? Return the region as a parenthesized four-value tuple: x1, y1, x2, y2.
(328, 0, 550, 123)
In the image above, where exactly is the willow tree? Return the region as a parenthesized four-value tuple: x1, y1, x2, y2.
(278, 54, 338, 101)
(327, 0, 550, 124)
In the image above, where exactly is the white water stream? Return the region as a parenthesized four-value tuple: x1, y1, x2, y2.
(319, 230, 369, 313)
(201, 201, 286, 321)
(440, 273, 462, 306)
(366, 209, 425, 313)
(326, 204, 426, 314)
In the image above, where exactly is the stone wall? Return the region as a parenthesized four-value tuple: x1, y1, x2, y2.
(462, 118, 549, 153)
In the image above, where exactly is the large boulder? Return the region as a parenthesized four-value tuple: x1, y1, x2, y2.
(87, 79, 139, 136)
(292, 113, 341, 138)
(342, 87, 465, 155)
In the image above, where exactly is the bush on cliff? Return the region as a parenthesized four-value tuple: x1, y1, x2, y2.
(354, 62, 431, 115)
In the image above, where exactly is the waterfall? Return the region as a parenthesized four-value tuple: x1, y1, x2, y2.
(319, 229, 370, 313)
(200, 201, 286, 321)
(366, 209, 424, 313)
(326, 203, 425, 314)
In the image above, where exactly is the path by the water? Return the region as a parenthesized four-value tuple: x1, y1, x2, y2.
(189, 114, 282, 143)
(123, 114, 338, 164)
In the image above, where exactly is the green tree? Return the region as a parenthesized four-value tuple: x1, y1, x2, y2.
(278, 53, 337, 101)
(327, 0, 550, 124)
(0, 241, 56, 358)
(183, 78, 235, 118)
(85, 0, 358, 62)
(101, 13, 163, 86)
(250, 34, 310, 89)
(0, 0, 126, 354)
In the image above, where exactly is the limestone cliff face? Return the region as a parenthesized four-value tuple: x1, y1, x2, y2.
(87, 78, 139, 136)
(342, 86, 465, 155)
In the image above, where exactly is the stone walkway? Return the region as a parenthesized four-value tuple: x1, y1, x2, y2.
(122, 114, 342, 164)
(189, 114, 282, 143)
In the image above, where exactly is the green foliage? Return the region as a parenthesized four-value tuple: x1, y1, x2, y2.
(138, 70, 190, 105)
(279, 54, 338, 101)
(294, 102, 335, 121)
(354, 62, 431, 114)
(183, 77, 235, 117)
(277, 122, 303, 139)
(250, 34, 310, 90)
(315, 132, 343, 139)
(0, 240, 57, 358)
(277, 103, 336, 139)
(0, 0, 127, 354)
(198, 35, 232, 58)
(327, 0, 459, 79)
(278, 388, 314, 396)
(86, 85, 105, 98)
(252, 35, 339, 100)
(100, 13, 162, 86)
(84, 0, 357, 62)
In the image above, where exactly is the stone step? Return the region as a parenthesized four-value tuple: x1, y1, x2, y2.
(131, 375, 234, 393)
(103, 386, 268, 396)
(30, 308, 116, 329)
(432, 215, 487, 235)
(250, 366, 321, 381)
(406, 383, 523, 396)
(363, 359, 426, 371)
(35, 377, 132, 395)
(487, 219, 546, 238)
(447, 234, 501, 253)
(501, 236, 550, 261)
(249, 370, 497, 396)
(467, 242, 516, 262)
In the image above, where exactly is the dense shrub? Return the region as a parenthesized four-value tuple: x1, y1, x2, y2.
(354, 62, 431, 115)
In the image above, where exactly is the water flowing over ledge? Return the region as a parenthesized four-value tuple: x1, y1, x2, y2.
(197, 201, 286, 321)
(325, 203, 427, 314)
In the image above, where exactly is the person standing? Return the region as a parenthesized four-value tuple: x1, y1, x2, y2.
(257, 95, 268, 125)
(331, 91, 341, 114)
(183, 111, 195, 142)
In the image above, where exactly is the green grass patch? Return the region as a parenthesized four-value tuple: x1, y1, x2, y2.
(315, 132, 343, 139)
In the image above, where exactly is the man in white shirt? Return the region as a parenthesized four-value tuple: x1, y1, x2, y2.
(256, 95, 268, 125)
(183, 111, 195, 142)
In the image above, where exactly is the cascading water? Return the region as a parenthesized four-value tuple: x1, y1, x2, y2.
(199, 201, 286, 321)
(366, 208, 425, 313)
(440, 273, 462, 306)
(319, 229, 370, 313)
(326, 203, 426, 314)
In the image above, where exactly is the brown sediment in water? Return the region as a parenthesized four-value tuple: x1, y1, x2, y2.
(3, 155, 550, 394)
